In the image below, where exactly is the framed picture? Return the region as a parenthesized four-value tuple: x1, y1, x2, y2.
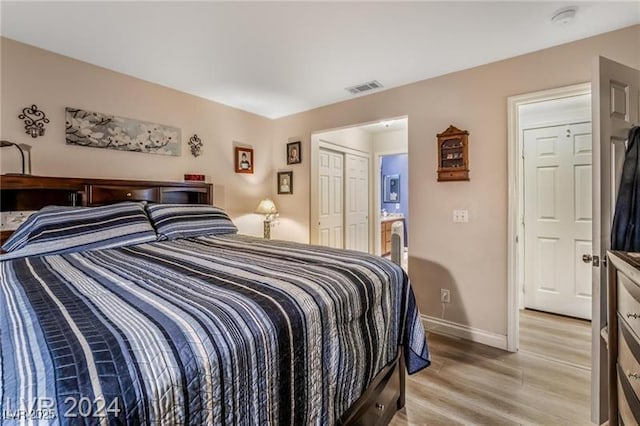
(383, 174, 400, 202)
(235, 147, 254, 174)
(278, 171, 293, 194)
(287, 141, 301, 165)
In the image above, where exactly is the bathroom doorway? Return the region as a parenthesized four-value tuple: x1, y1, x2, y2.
(369, 119, 408, 266)
(377, 153, 408, 263)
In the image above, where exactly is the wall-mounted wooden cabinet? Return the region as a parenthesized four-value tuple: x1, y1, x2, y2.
(437, 125, 470, 182)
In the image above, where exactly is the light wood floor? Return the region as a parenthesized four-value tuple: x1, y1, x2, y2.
(391, 309, 592, 425)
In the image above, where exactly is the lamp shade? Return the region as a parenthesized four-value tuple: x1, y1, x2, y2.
(256, 198, 278, 215)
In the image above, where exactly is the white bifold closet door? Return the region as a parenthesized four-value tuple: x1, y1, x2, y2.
(345, 153, 369, 252)
(318, 148, 344, 248)
(318, 148, 370, 251)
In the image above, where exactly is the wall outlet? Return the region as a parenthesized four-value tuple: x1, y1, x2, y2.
(453, 209, 469, 223)
(440, 289, 451, 304)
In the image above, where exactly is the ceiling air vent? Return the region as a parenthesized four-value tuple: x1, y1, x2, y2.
(346, 80, 383, 95)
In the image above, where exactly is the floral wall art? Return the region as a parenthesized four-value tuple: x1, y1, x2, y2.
(65, 107, 181, 156)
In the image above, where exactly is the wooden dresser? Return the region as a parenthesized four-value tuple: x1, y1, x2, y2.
(608, 251, 640, 425)
(381, 217, 404, 256)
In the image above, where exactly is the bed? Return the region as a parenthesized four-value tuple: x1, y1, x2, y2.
(0, 175, 430, 425)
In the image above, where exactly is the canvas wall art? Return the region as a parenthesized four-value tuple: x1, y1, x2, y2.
(65, 107, 181, 156)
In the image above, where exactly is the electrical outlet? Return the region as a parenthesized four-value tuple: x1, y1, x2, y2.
(453, 209, 469, 223)
(440, 289, 450, 304)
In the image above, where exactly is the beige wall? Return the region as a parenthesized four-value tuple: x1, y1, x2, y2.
(2, 26, 639, 339)
(270, 25, 640, 337)
(0, 37, 273, 236)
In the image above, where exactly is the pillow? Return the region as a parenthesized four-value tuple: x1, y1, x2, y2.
(146, 204, 237, 240)
(1, 201, 157, 258)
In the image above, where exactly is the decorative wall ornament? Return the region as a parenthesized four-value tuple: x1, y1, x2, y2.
(189, 134, 203, 157)
(65, 107, 181, 156)
(19, 104, 49, 138)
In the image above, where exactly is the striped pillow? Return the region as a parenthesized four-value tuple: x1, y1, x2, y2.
(146, 204, 237, 240)
(1, 202, 157, 258)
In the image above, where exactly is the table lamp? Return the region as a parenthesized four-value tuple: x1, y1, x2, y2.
(255, 198, 278, 239)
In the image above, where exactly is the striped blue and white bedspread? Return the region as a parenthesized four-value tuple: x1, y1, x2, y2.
(0, 234, 430, 425)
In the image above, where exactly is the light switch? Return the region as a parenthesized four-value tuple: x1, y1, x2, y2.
(453, 209, 469, 223)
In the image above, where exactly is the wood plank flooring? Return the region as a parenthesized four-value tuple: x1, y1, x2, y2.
(391, 310, 592, 425)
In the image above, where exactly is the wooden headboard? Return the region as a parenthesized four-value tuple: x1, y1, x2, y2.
(0, 174, 213, 244)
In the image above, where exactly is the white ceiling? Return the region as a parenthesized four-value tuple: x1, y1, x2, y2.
(1, 2, 638, 119)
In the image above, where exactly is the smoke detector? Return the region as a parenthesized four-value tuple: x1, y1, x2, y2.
(551, 7, 577, 25)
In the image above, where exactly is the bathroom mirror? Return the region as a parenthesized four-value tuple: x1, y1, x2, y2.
(383, 174, 400, 203)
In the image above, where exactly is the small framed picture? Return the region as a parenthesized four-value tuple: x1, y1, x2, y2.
(278, 171, 293, 194)
(235, 147, 254, 174)
(287, 141, 301, 165)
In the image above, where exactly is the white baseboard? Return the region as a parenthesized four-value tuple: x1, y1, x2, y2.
(421, 315, 508, 350)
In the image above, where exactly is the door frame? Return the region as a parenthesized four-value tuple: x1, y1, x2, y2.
(506, 82, 591, 352)
(374, 150, 408, 256)
(310, 116, 407, 251)
(310, 138, 370, 248)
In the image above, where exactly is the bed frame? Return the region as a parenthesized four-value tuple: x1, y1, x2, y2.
(0, 173, 406, 425)
(0, 174, 212, 244)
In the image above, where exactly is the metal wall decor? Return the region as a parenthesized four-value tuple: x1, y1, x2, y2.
(189, 134, 203, 157)
(19, 104, 49, 138)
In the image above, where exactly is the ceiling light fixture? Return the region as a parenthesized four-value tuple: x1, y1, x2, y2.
(551, 7, 577, 25)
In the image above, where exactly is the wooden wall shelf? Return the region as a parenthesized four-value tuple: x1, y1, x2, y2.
(437, 125, 470, 182)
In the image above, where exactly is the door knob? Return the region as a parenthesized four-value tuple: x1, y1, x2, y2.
(582, 254, 593, 263)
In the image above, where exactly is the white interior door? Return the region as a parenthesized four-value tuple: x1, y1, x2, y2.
(345, 154, 369, 252)
(524, 122, 593, 319)
(591, 56, 640, 424)
(318, 148, 344, 248)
